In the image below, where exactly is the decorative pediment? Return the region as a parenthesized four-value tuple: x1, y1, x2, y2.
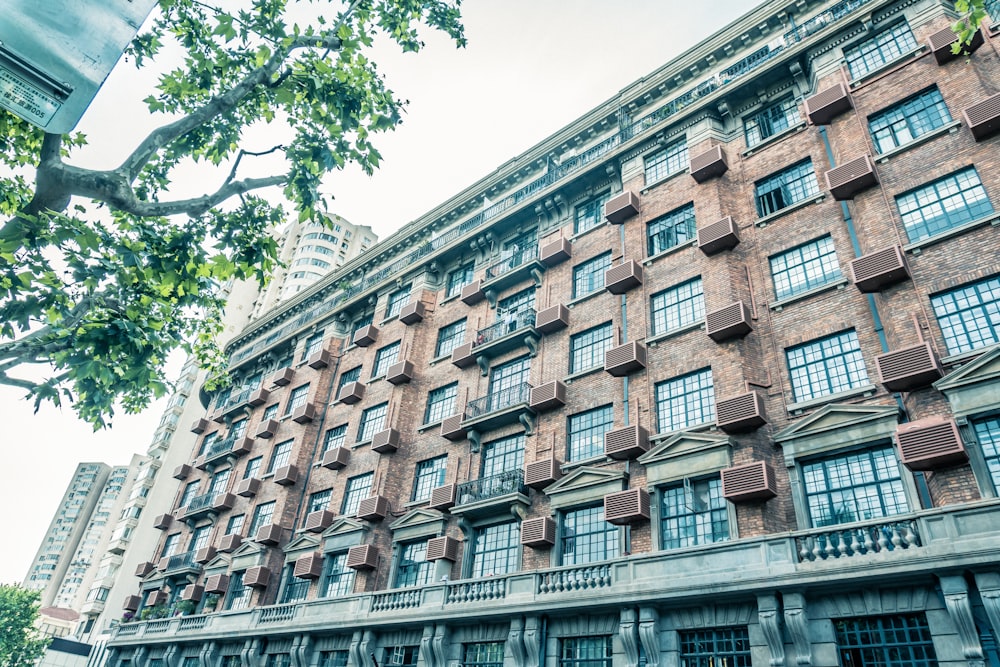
(283, 533, 321, 557)
(203, 553, 232, 575)
(934, 346, 1000, 418)
(638, 431, 733, 485)
(321, 517, 369, 553)
(544, 466, 626, 509)
(773, 403, 900, 465)
(229, 540, 267, 571)
(388, 508, 447, 542)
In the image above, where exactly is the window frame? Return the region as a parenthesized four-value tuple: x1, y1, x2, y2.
(411, 455, 448, 502)
(769, 235, 841, 301)
(341, 472, 374, 516)
(786, 329, 870, 404)
(895, 166, 993, 243)
(567, 404, 614, 462)
(755, 159, 820, 218)
(435, 319, 467, 358)
(654, 368, 716, 434)
(357, 402, 388, 442)
(644, 139, 689, 185)
(569, 322, 613, 374)
(659, 476, 730, 550)
(574, 192, 610, 235)
(744, 96, 800, 147)
(558, 503, 619, 566)
(424, 383, 458, 425)
(844, 22, 918, 80)
(646, 202, 696, 257)
(650, 277, 704, 336)
(372, 341, 401, 378)
(868, 86, 952, 154)
(572, 252, 612, 298)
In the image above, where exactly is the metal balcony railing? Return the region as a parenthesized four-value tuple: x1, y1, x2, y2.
(465, 383, 532, 419)
(162, 551, 200, 573)
(484, 243, 539, 281)
(202, 439, 232, 464)
(455, 470, 527, 505)
(184, 493, 215, 516)
(475, 311, 536, 347)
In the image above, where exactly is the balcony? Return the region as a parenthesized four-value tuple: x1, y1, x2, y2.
(158, 551, 201, 578)
(213, 387, 255, 421)
(182, 492, 218, 521)
(482, 243, 546, 293)
(462, 382, 535, 434)
(450, 470, 529, 518)
(470, 310, 540, 361)
(201, 437, 236, 468)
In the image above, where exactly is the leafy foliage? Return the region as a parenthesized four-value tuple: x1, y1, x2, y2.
(0, 585, 50, 667)
(952, 0, 989, 54)
(0, 0, 465, 427)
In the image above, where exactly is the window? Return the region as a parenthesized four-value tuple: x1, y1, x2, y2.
(660, 477, 729, 549)
(394, 540, 434, 588)
(567, 405, 613, 462)
(481, 434, 525, 478)
(372, 341, 401, 378)
(485, 356, 531, 412)
(569, 322, 613, 373)
(496, 289, 535, 321)
(446, 265, 474, 299)
(559, 637, 612, 667)
(337, 366, 362, 393)
(229, 419, 247, 441)
(650, 277, 704, 335)
(262, 404, 279, 421)
(225, 571, 253, 611)
(412, 456, 448, 502)
(654, 368, 715, 433)
(279, 564, 309, 603)
(755, 160, 820, 217)
(307, 489, 332, 515)
(436, 319, 466, 357)
(644, 140, 688, 184)
(357, 403, 388, 442)
(383, 647, 418, 667)
(647, 202, 695, 257)
(225, 514, 244, 536)
(469, 520, 519, 577)
(972, 417, 1000, 493)
(198, 432, 217, 457)
(575, 192, 610, 235)
(285, 384, 310, 415)
(679, 627, 751, 667)
(318, 653, 348, 667)
(744, 96, 800, 147)
(896, 167, 993, 242)
(803, 447, 907, 526)
(319, 552, 355, 598)
(267, 440, 293, 473)
(786, 330, 869, 403)
(869, 87, 952, 153)
(844, 22, 918, 79)
(385, 286, 410, 319)
(178, 481, 199, 509)
(573, 252, 612, 298)
(834, 614, 936, 667)
(160, 533, 180, 558)
(208, 469, 231, 496)
(322, 425, 347, 452)
(302, 334, 324, 361)
(770, 236, 841, 300)
(341, 472, 373, 516)
(248, 501, 275, 536)
(560, 504, 618, 565)
(462, 642, 504, 667)
(424, 383, 458, 424)
(352, 313, 373, 340)
(244, 456, 263, 479)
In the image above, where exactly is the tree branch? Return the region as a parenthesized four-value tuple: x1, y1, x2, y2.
(128, 174, 287, 217)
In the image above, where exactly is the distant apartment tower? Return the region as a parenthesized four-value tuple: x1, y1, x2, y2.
(24, 463, 111, 607)
(275, 215, 376, 304)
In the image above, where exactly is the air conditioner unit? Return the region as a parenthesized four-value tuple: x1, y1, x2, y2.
(520, 517, 556, 547)
(716, 391, 767, 433)
(524, 457, 562, 489)
(721, 461, 777, 502)
(604, 488, 651, 525)
(896, 417, 968, 470)
(604, 424, 649, 459)
(697, 216, 740, 255)
(689, 145, 728, 183)
(425, 536, 459, 562)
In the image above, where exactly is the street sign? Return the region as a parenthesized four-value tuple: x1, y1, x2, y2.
(0, 0, 159, 134)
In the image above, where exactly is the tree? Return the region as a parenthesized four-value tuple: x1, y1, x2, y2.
(0, 0, 465, 427)
(0, 585, 50, 667)
(953, 0, 990, 53)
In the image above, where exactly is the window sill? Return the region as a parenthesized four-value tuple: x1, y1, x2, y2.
(417, 420, 443, 433)
(649, 421, 717, 443)
(379, 315, 400, 327)
(645, 320, 704, 346)
(563, 366, 606, 384)
(560, 454, 609, 473)
(367, 374, 385, 385)
(755, 194, 826, 228)
(741, 121, 808, 158)
(569, 220, 611, 242)
(352, 439, 373, 450)
(428, 353, 452, 367)
(403, 499, 430, 510)
(904, 212, 1000, 254)
(873, 120, 963, 164)
(641, 167, 689, 194)
(786, 383, 878, 415)
(643, 238, 697, 266)
(847, 45, 928, 89)
(769, 278, 848, 311)
(440, 293, 461, 306)
(567, 289, 607, 308)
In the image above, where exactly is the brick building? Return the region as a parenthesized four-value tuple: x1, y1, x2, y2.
(108, 0, 1000, 665)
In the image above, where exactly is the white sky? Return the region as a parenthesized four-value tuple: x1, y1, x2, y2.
(0, 0, 757, 584)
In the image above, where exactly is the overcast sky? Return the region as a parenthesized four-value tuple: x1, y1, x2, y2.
(0, 0, 758, 584)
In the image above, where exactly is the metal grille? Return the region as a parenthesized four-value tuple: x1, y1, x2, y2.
(411, 455, 448, 502)
(844, 22, 918, 79)
(394, 541, 434, 588)
(647, 202, 695, 256)
(559, 636, 613, 667)
(786, 330, 869, 403)
(424, 383, 458, 424)
(770, 235, 841, 300)
(373, 341, 401, 378)
(896, 166, 993, 242)
(869, 87, 951, 153)
(570, 322, 613, 373)
(575, 192, 610, 235)
(644, 139, 688, 184)
(572, 252, 612, 297)
(755, 159, 819, 217)
(834, 614, 937, 667)
(654, 368, 715, 433)
(485, 242, 539, 280)
(568, 404, 613, 461)
(661, 478, 729, 549)
(745, 96, 800, 147)
(560, 504, 618, 566)
(803, 447, 907, 526)
(651, 277, 704, 335)
(678, 627, 751, 667)
(470, 520, 520, 577)
(341, 473, 374, 516)
(435, 319, 467, 357)
(320, 553, 355, 598)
